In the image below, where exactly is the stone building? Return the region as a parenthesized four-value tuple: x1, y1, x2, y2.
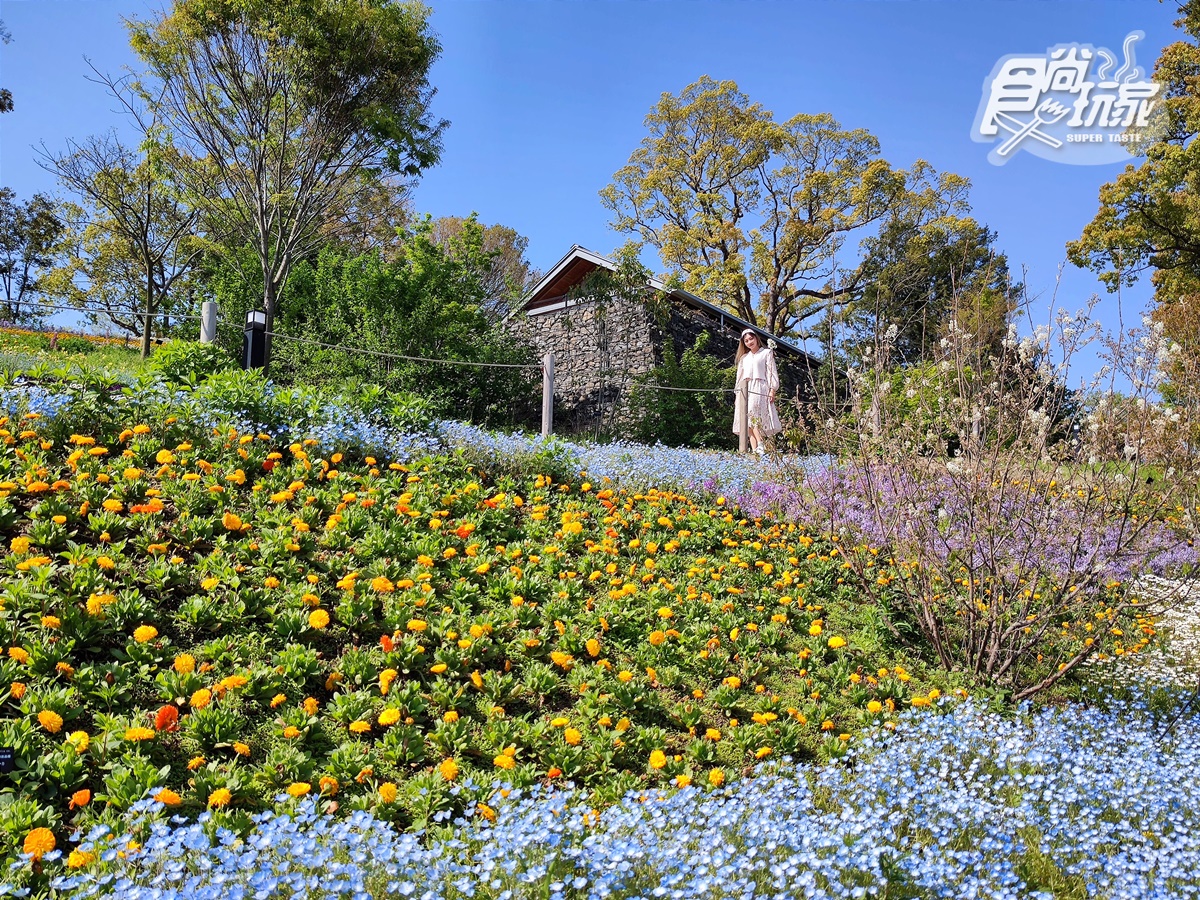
(506, 246, 822, 432)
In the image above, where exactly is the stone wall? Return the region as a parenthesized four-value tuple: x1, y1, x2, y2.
(507, 294, 819, 432)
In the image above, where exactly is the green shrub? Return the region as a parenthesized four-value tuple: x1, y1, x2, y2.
(147, 340, 235, 386)
(627, 333, 735, 448)
(54, 336, 95, 355)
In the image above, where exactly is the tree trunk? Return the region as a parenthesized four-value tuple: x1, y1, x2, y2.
(140, 268, 154, 359)
(262, 277, 277, 376)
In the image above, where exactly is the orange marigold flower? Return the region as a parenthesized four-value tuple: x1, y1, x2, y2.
(648, 630, 667, 646)
(443, 710, 459, 723)
(188, 756, 206, 770)
(283, 725, 301, 739)
(8, 647, 30, 664)
(547, 766, 563, 779)
(41, 615, 61, 629)
(133, 625, 158, 643)
(232, 742, 250, 757)
(23, 827, 56, 860)
(371, 576, 395, 593)
(153, 788, 182, 806)
(303, 697, 320, 716)
(67, 848, 97, 868)
(319, 776, 338, 796)
(379, 668, 398, 695)
(154, 705, 180, 732)
(207, 788, 232, 808)
(69, 789, 91, 809)
(38, 710, 64, 733)
(564, 728, 582, 746)
(190, 689, 212, 709)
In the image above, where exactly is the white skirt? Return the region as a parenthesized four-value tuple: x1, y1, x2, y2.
(732, 378, 782, 436)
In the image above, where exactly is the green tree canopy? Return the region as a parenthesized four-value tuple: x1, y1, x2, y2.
(601, 76, 973, 340)
(0, 189, 64, 321)
(128, 0, 447, 369)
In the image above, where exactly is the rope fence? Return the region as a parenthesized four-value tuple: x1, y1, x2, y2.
(260, 327, 775, 452)
(17, 302, 217, 323)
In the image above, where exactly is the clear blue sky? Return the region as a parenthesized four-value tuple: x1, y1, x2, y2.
(0, 0, 1185, 383)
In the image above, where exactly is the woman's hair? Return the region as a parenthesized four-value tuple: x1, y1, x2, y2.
(735, 329, 760, 365)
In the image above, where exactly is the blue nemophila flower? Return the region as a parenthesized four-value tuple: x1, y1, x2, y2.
(32, 689, 1200, 900)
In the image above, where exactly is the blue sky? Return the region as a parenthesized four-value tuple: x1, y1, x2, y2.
(0, 0, 1185, 382)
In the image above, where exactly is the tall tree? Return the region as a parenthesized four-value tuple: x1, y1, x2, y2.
(1, 19, 12, 113)
(851, 215, 1020, 365)
(0, 189, 64, 321)
(600, 76, 962, 339)
(1068, 1, 1200, 407)
(429, 215, 538, 320)
(38, 68, 203, 357)
(128, 0, 447, 370)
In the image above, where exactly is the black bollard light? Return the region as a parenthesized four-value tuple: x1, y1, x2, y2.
(243, 310, 267, 370)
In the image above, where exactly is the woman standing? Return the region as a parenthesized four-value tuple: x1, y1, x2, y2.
(732, 329, 782, 454)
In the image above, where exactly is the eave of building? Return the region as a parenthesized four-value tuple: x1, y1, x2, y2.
(516, 245, 821, 366)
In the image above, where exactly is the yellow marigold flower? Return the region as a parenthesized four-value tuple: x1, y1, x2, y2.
(221, 512, 244, 532)
(10, 536, 31, 554)
(153, 788, 182, 806)
(371, 576, 395, 593)
(649, 750, 667, 770)
(66, 731, 89, 752)
(827, 636, 847, 649)
(23, 827, 56, 860)
(271, 693, 287, 708)
(41, 615, 61, 629)
(648, 630, 667, 646)
(349, 720, 371, 734)
(286, 782, 311, 798)
(67, 849, 97, 868)
(188, 756, 206, 770)
(564, 728, 583, 746)
(551, 717, 570, 728)
(282, 725, 301, 739)
(233, 742, 250, 757)
(439, 758, 460, 781)
(263, 576, 280, 589)
(550, 651, 574, 670)
(867, 700, 883, 714)
(125, 726, 155, 742)
(584, 638, 601, 657)
(379, 669, 398, 695)
(308, 609, 331, 629)
(675, 774, 692, 787)
(493, 754, 516, 770)
(911, 696, 931, 707)
(808, 622, 823, 636)
(133, 625, 158, 643)
(96, 556, 116, 570)
(38, 710, 64, 733)
(378, 708, 401, 727)
(407, 619, 427, 632)
(208, 788, 232, 808)
(190, 688, 212, 709)
(440, 710, 458, 724)
(102, 499, 124, 513)
(755, 746, 773, 759)
(430, 663, 448, 674)
(319, 776, 338, 796)
(303, 697, 319, 716)
(477, 802, 497, 822)
(155, 449, 176, 465)
(705, 728, 721, 741)
(174, 654, 196, 674)
(709, 769, 726, 787)
(657, 607, 673, 619)
(8, 647, 30, 664)
(379, 782, 398, 804)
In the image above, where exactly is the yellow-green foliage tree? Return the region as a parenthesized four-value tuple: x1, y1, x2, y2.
(1069, 0, 1200, 440)
(600, 76, 976, 341)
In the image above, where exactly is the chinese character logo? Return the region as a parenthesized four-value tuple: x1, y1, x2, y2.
(972, 32, 1161, 166)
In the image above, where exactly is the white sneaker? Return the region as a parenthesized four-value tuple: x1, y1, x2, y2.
(754, 445, 765, 455)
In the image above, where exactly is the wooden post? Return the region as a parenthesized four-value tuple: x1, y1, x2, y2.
(200, 301, 218, 344)
(541, 352, 554, 438)
(739, 383, 749, 453)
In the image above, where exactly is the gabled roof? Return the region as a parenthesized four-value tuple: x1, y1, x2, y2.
(518, 245, 820, 364)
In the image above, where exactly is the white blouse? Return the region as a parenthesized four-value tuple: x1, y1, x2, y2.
(736, 348, 780, 392)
